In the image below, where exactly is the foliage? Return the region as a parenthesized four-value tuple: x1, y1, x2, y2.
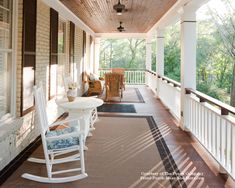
(164, 23, 181, 82)
(196, 0, 235, 105)
(197, 82, 230, 103)
(100, 38, 145, 69)
(151, 38, 156, 72)
(162, 0, 235, 105)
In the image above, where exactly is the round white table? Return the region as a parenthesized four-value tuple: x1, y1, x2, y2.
(56, 97, 103, 149)
(57, 97, 103, 111)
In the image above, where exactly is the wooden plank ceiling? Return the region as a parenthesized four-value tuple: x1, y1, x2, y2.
(60, 0, 177, 33)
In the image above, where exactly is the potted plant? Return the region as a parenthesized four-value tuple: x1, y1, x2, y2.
(67, 82, 77, 102)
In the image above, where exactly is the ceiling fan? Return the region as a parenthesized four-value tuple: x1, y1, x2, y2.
(117, 22, 125, 32)
(113, 0, 126, 15)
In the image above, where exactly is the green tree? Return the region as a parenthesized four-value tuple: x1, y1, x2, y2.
(207, 0, 235, 106)
(100, 38, 145, 69)
(164, 22, 181, 82)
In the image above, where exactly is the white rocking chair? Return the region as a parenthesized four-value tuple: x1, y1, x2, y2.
(22, 85, 88, 183)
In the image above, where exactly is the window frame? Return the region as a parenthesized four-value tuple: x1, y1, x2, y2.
(0, 0, 17, 123)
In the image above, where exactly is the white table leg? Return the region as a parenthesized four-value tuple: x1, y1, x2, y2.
(68, 110, 90, 150)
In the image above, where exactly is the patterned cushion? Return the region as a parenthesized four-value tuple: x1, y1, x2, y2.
(46, 127, 80, 150)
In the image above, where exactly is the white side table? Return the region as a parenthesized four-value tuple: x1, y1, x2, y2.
(56, 97, 103, 149)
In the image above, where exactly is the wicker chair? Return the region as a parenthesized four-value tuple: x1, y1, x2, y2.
(82, 72, 104, 96)
(105, 72, 123, 101)
(112, 68, 125, 90)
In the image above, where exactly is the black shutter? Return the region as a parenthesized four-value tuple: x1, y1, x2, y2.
(82, 31, 86, 80)
(69, 22, 75, 76)
(49, 8, 58, 99)
(21, 0, 37, 115)
(50, 8, 58, 65)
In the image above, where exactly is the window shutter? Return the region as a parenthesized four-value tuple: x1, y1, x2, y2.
(21, 0, 37, 115)
(69, 22, 75, 74)
(50, 8, 58, 65)
(49, 8, 58, 98)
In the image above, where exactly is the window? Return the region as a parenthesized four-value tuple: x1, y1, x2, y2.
(57, 18, 66, 94)
(0, 0, 13, 120)
(21, 0, 36, 115)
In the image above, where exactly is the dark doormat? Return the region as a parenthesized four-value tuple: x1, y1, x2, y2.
(97, 104, 136, 113)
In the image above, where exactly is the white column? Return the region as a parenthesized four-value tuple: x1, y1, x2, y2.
(145, 36, 152, 71)
(180, 7, 197, 130)
(145, 36, 152, 86)
(156, 29, 164, 76)
(94, 37, 100, 75)
(156, 29, 165, 98)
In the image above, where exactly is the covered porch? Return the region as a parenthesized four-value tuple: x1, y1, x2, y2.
(0, 0, 235, 187)
(1, 85, 232, 187)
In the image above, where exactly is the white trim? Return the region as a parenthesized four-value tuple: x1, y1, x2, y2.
(11, 0, 18, 117)
(96, 33, 147, 39)
(0, 49, 12, 52)
(148, 0, 189, 34)
(59, 15, 67, 23)
(147, 0, 209, 35)
(42, 0, 95, 36)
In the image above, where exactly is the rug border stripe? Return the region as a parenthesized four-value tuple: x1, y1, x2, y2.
(99, 114, 187, 187)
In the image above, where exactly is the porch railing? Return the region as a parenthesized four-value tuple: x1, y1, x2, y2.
(99, 68, 145, 85)
(145, 69, 235, 178)
(185, 88, 235, 178)
(146, 70, 181, 119)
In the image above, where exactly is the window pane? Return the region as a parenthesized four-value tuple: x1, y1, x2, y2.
(58, 21, 65, 53)
(23, 56, 35, 112)
(50, 64, 57, 97)
(0, 52, 11, 118)
(0, 0, 12, 120)
(57, 19, 66, 94)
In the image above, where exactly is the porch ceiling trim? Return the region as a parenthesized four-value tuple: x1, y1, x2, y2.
(42, 0, 95, 36)
(95, 33, 147, 39)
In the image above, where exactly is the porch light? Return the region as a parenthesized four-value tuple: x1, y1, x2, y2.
(117, 22, 125, 32)
(113, 0, 125, 15)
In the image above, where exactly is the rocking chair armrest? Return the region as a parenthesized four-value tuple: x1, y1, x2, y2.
(49, 117, 84, 128)
(46, 130, 85, 141)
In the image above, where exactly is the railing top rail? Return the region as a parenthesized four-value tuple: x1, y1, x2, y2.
(159, 75, 181, 88)
(146, 69, 157, 76)
(186, 88, 235, 115)
(99, 68, 145, 71)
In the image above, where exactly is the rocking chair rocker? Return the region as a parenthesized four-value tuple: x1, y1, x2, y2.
(21, 85, 88, 183)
